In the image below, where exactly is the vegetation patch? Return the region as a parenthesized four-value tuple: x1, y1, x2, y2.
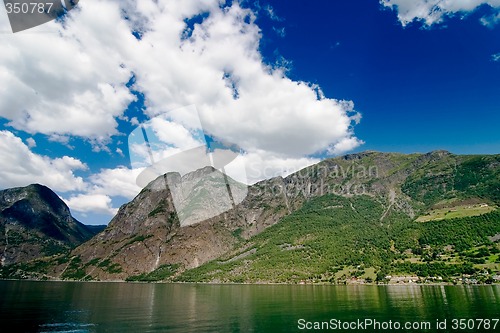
(61, 256, 86, 280)
(148, 203, 166, 217)
(126, 264, 180, 282)
(416, 204, 496, 222)
(85, 258, 101, 267)
(124, 234, 153, 246)
(106, 263, 123, 274)
(176, 193, 500, 284)
(96, 258, 123, 274)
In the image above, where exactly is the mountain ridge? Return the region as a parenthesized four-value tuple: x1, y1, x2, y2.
(1, 150, 499, 283)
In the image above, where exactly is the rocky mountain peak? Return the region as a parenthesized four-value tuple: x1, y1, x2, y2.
(181, 165, 218, 182)
(426, 150, 452, 157)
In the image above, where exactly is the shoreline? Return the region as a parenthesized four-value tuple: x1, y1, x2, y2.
(1, 278, 499, 286)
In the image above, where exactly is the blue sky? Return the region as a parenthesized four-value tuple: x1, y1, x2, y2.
(255, 0, 500, 154)
(0, 0, 499, 225)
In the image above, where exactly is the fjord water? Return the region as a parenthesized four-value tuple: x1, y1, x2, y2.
(0, 281, 499, 333)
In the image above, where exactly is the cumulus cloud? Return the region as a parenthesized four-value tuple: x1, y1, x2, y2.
(0, 0, 366, 217)
(128, 2, 361, 160)
(62, 166, 143, 217)
(492, 53, 500, 61)
(64, 194, 118, 216)
(0, 131, 87, 192)
(231, 151, 320, 184)
(0, 0, 137, 140)
(328, 137, 365, 155)
(381, 0, 500, 26)
(26, 137, 36, 148)
(1, 0, 361, 159)
(89, 166, 143, 199)
(0, 130, 141, 217)
(0, 129, 139, 209)
(64, 166, 144, 216)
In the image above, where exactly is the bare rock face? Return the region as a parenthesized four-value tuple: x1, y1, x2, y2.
(0, 184, 103, 266)
(65, 167, 294, 280)
(168, 166, 248, 227)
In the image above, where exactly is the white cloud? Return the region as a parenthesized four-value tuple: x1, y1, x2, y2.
(0, 131, 87, 192)
(128, 3, 361, 160)
(232, 151, 320, 184)
(48, 134, 71, 144)
(0, 0, 366, 216)
(0, 0, 137, 140)
(65, 166, 143, 216)
(149, 117, 203, 149)
(381, 0, 500, 26)
(492, 53, 500, 61)
(130, 117, 140, 126)
(264, 4, 284, 22)
(26, 137, 36, 148)
(63, 165, 143, 217)
(1, 0, 362, 161)
(480, 11, 500, 26)
(64, 194, 118, 216)
(89, 166, 143, 199)
(328, 137, 365, 155)
(0, 131, 140, 217)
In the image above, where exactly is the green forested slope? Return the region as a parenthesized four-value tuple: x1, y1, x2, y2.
(176, 192, 500, 283)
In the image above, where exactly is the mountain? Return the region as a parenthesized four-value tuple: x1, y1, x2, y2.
(0, 184, 104, 267)
(176, 151, 499, 284)
(55, 166, 283, 280)
(2, 151, 499, 283)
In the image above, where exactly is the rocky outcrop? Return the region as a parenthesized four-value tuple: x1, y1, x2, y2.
(67, 167, 291, 280)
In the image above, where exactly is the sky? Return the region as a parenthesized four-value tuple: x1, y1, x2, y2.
(0, 0, 499, 225)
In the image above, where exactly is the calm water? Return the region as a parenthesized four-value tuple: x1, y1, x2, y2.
(0, 281, 499, 332)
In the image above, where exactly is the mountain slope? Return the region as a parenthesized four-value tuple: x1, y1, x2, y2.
(56, 166, 289, 280)
(0, 184, 104, 266)
(177, 194, 499, 283)
(3, 151, 499, 282)
(175, 152, 500, 283)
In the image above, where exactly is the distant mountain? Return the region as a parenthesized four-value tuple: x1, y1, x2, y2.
(0, 184, 104, 266)
(2, 152, 500, 283)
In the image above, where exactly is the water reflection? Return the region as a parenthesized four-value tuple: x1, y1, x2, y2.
(0, 281, 499, 332)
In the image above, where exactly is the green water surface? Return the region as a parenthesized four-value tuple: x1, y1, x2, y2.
(0, 281, 499, 332)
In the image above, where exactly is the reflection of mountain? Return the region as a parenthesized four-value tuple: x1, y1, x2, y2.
(0, 184, 104, 266)
(2, 151, 500, 283)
